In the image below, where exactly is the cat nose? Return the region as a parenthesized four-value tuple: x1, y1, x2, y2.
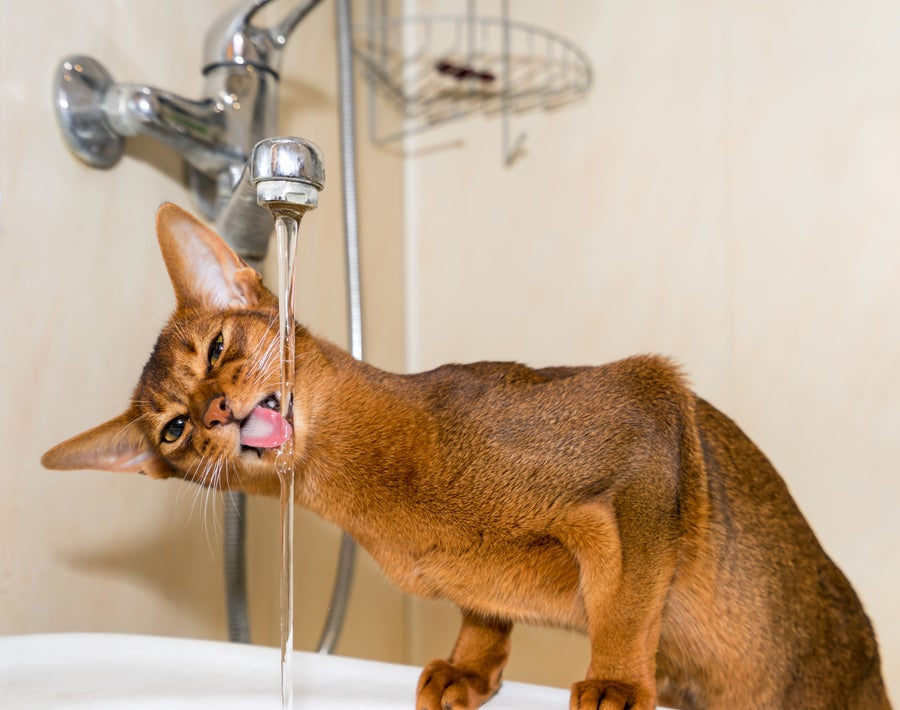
(203, 395, 235, 428)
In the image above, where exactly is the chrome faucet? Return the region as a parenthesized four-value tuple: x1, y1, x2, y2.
(54, 0, 325, 241)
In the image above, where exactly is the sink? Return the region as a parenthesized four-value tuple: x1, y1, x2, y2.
(0, 633, 570, 708)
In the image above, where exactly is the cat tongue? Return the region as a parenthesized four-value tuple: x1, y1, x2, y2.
(240, 406, 292, 449)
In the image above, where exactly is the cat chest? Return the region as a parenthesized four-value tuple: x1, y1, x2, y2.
(362, 529, 586, 628)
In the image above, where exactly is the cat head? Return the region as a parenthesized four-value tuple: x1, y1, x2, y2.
(42, 203, 298, 496)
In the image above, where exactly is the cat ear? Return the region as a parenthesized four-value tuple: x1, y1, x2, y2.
(155, 202, 270, 309)
(41, 410, 174, 480)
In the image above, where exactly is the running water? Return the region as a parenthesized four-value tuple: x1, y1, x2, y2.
(274, 212, 299, 710)
(252, 135, 323, 709)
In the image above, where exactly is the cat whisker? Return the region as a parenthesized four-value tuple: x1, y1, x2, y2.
(116, 415, 152, 440)
(249, 325, 278, 359)
(165, 318, 193, 349)
(203, 465, 219, 552)
(245, 339, 316, 396)
(247, 337, 280, 382)
(198, 455, 227, 555)
(225, 453, 250, 495)
(171, 471, 201, 525)
(184, 458, 211, 523)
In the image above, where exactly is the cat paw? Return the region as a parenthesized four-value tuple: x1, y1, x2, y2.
(569, 679, 654, 710)
(416, 659, 500, 710)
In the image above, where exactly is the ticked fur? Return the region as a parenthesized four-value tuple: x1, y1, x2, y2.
(42, 204, 891, 710)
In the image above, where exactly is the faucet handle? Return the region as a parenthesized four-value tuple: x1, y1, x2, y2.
(54, 56, 125, 168)
(203, 0, 324, 78)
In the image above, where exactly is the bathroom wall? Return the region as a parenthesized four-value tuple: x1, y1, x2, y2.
(2, 0, 898, 705)
(0, 0, 409, 664)
(401, 0, 900, 700)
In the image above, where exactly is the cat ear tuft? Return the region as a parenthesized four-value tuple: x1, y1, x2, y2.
(155, 202, 269, 310)
(41, 411, 174, 480)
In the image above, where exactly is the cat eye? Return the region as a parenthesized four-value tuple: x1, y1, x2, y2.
(208, 333, 225, 367)
(162, 415, 187, 443)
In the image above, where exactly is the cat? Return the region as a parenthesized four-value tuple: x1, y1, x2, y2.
(42, 203, 891, 710)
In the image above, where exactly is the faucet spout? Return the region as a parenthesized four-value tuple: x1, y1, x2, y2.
(216, 137, 325, 262)
(101, 83, 238, 175)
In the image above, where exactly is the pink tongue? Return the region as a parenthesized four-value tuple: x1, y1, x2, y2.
(240, 406, 292, 449)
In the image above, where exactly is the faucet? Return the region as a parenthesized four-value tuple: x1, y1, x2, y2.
(53, 0, 325, 254)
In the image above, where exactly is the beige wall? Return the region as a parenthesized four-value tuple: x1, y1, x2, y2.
(2, 0, 898, 705)
(0, 0, 408, 664)
(403, 0, 899, 700)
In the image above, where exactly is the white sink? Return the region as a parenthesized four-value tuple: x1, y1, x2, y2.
(0, 633, 570, 709)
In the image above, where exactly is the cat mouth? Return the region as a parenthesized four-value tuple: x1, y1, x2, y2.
(239, 395, 292, 455)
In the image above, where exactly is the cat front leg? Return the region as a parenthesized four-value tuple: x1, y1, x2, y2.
(557, 502, 676, 710)
(416, 611, 512, 710)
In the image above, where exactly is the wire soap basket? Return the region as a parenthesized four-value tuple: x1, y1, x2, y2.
(353, 1, 593, 164)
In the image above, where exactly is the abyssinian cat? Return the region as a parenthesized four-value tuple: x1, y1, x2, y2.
(42, 203, 891, 710)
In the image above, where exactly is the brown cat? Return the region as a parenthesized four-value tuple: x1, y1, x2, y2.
(42, 203, 891, 710)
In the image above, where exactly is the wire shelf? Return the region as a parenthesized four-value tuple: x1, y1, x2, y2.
(353, 4, 592, 163)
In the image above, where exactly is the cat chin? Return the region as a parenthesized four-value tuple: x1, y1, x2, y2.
(239, 445, 267, 459)
(238, 446, 277, 465)
(234, 446, 290, 479)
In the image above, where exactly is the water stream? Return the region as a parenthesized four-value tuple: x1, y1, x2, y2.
(274, 212, 299, 710)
